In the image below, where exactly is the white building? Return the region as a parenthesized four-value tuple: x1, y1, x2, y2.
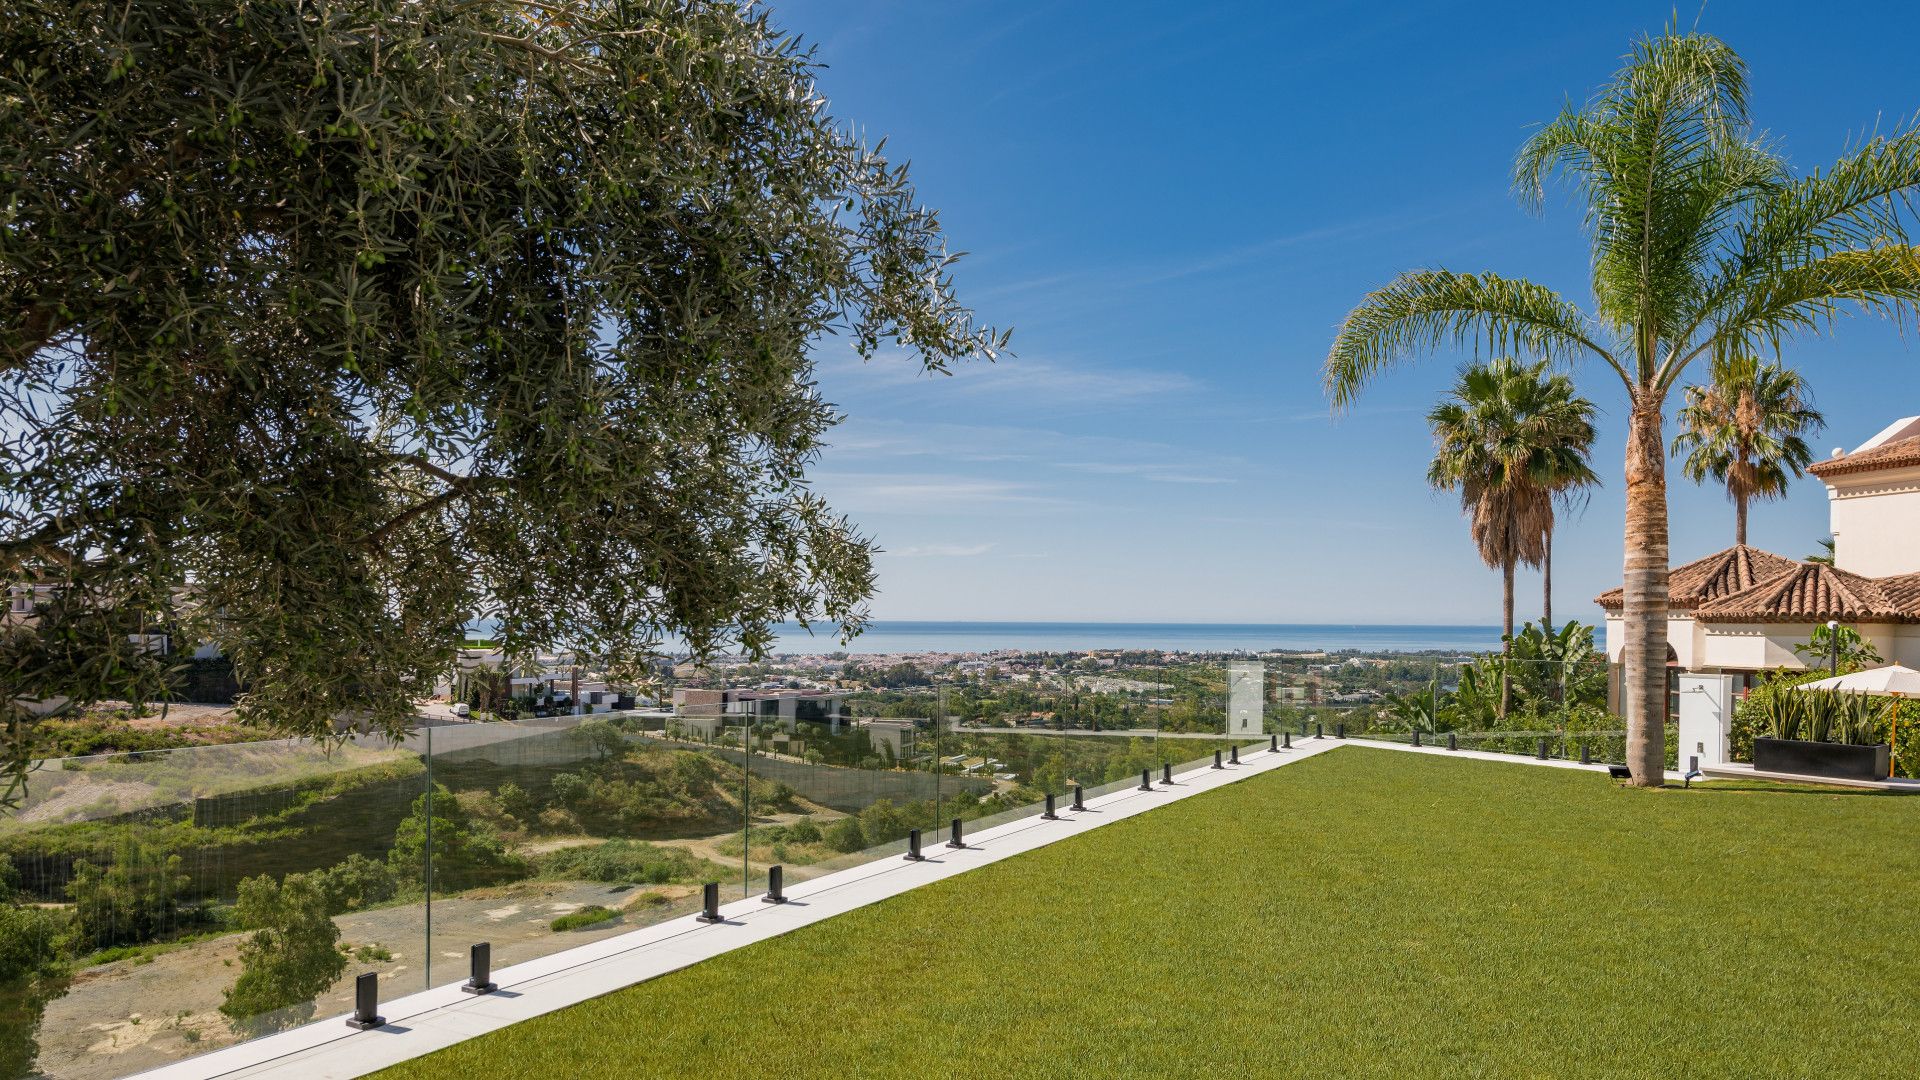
(1597, 416, 1920, 716)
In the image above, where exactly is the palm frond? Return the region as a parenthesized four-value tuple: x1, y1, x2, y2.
(1324, 270, 1615, 410)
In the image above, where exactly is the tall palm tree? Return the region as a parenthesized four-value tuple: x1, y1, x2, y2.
(1324, 33, 1920, 785)
(1428, 358, 1598, 716)
(1671, 353, 1824, 545)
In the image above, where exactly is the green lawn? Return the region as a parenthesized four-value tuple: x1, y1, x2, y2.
(377, 747, 1920, 1078)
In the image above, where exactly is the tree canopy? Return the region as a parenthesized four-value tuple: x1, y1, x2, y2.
(0, 0, 1004, 790)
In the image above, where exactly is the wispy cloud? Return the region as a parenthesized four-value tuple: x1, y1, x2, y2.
(881, 543, 997, 558)
(811, 472, 1076, 513)
(815, 349, 1200, 408)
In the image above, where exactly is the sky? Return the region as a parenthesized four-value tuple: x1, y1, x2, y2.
(776, 0, 1920, 625)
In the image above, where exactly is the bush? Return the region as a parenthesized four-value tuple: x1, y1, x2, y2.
(785, 817, 822, 844)
(219, 872, 346, 1026)
(824, 817, 866, 854)
(536, 841, 720, 885)
(550, 906, 619, 932)
(311, 855, 397, 915)
(64, 835, 195, 951)
(387, 784, 526, 894)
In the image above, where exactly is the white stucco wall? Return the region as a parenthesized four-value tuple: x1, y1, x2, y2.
(1602, 613, 1696, 666)
(1826, 464, 1920, 578)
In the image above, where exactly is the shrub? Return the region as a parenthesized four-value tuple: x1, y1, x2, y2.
(64, 836, 194, 951)
(550, 906, 619, 932)
(824, 817, 866, 854)
(387, 784, 526, 894)
(785, 817, 822, 844)
(219, 872, 346, 1026)
(497, 782, 537, 824)
(312, 854, 397, 915)
(537, 841, 719, 885)
(857, 799, 905, 845)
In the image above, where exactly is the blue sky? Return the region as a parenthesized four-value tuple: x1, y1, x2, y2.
(782, 0, 1920, 625)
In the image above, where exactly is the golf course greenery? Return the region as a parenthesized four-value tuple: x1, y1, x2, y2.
(375, 747, 1920, 1079)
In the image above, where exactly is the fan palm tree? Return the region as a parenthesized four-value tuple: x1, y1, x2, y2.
(1428, 358, 1598, 716)
(1671, 353, 1824, 545)
(1324, 33, 1920, 785)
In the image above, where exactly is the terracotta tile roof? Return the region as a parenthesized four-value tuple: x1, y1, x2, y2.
(1693, 564, 1920, 623)
(1593, 545, 1800, 611)
(1806, 435, 1920, 478)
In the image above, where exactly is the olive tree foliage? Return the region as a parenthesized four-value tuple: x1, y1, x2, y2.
(0, 0, 1005, 793)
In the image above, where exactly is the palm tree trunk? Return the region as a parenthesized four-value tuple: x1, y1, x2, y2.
(1621, 401, 1670, 787)
(1500, 558, 1514, 719)
(1735, 492, 1748, 547)
(1542, 523, 1554, 629)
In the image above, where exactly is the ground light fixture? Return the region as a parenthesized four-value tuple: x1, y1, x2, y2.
(462, 943, 496, 995)
(346, 972, 384, 1030)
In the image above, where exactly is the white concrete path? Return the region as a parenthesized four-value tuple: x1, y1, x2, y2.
(131, 736, 1667, 1080)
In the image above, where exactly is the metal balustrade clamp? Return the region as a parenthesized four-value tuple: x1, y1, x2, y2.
(763, 865, 787, 903)
(1448, 732, 1457, 751)
(1139, 768, 1153, 791)
(697, 881, 724, 922)
(1073, 785, 1087, 811)
(1270, 734, 1278, 752)
(1580, 743, 1591, 765)
(1537, 738, 1549, 760)
(947, 817, 966, 849)
(346, 972, 384, 1030)
(1229, 746, 1240, 765)
(1042, 793, 1059, 820)
(1336, 723, 1346, 739)
(1162, 763, 1174, 785)
(461, 942, 496, 995)
(905, 828, 926, 861)
(1283, 731, 1292, 750)
(1212, 750, 1223, 770)
(1315, 723, 1324, 739)
(1412, 730, 1421, 748)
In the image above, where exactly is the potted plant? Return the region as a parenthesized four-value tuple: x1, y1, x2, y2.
(1753, 689, 1891, 781)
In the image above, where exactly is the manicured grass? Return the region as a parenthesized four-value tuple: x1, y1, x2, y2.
(376, 748, 1920, 1078)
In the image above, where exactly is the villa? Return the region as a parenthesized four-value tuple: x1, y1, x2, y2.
(1598, 415, 1920, 716)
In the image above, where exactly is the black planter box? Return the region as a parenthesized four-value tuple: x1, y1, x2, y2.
(1753, 737, 1891, 781)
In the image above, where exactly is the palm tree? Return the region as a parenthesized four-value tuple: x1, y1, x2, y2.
(1324, 33, 1920, 785)
(1807, 537, 1837, 566)
(1428, 358, 1598, 716)
(1671, 353, 1824, 545)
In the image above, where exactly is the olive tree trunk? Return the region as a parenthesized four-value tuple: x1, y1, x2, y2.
(1621, 401, 1670, 786)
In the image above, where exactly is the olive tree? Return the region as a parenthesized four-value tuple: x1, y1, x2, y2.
(0, 0, 1004, 794)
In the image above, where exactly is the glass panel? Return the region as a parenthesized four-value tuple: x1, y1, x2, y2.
(3, 732, 430, 1078)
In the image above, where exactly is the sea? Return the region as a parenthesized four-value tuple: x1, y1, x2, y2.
(757, 621, 1502, 656)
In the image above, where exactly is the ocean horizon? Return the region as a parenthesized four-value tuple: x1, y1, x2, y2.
(757, 621, 1505, 655)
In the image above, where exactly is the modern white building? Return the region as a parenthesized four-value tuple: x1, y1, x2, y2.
(1597, 416, 1920, 716)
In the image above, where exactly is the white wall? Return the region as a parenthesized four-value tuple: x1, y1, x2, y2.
(1826, 464, 1920, 578)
